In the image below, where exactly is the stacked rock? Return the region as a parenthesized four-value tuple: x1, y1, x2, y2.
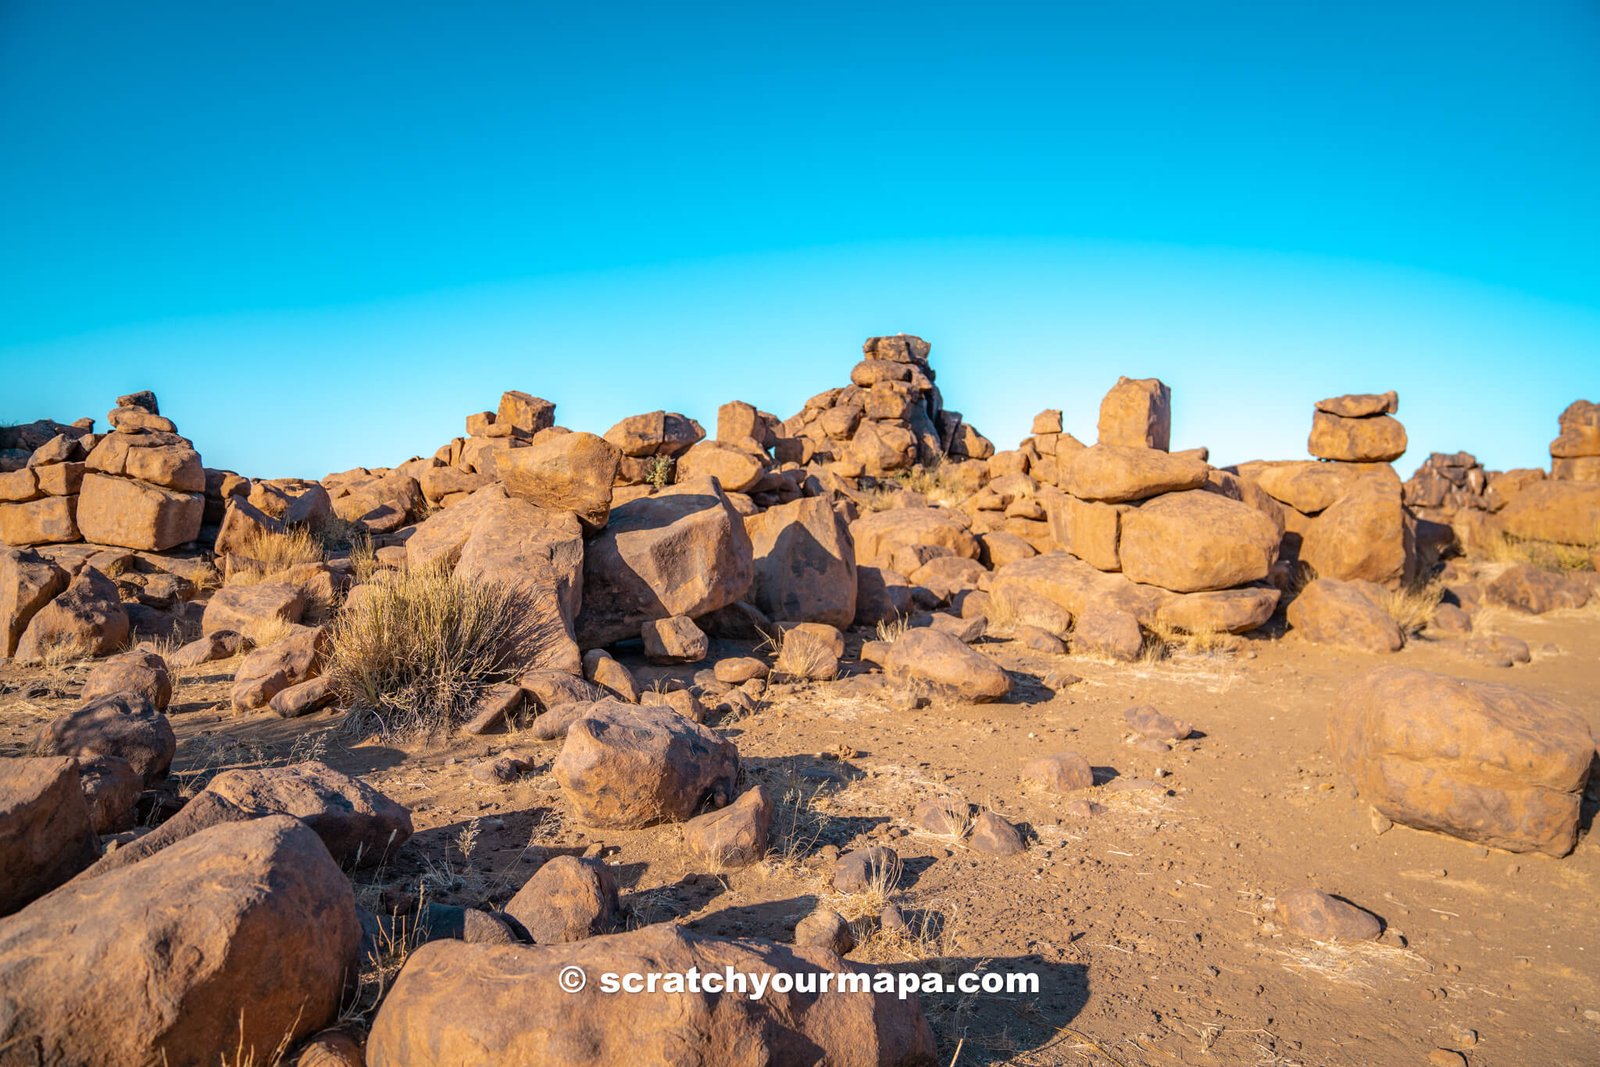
(781, 335, 994, 480)
(1403, 451, 1488, 517)
(0, 424, 94, 546)
(1307, 391, 1406, 462)
(1549, 400, 1599, 482)
(602, 410, 705, 489)
(71, 393, 205, 552)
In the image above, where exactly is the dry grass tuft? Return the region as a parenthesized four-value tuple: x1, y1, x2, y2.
(1146, 620, 1241, 658)
(762, 627, 839, 682)
(233, 526, 326, 580)
(1380, 577, 1443, 636)
(329, 564, 545, 737)
(1483, 532, 1596, 572)
(874, 615, 911, 644)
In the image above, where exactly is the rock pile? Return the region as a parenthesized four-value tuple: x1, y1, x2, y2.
(1549, 399, 1600, 482)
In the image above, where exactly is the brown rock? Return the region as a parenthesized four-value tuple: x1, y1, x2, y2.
(1286, 578, 1402, 653)
(80, 648, 171, 710)
(454, 494, 585, 674)
(682, 785, 772, 868)
(1497, 479, 1600, 545)
(853, 565, 915, 626)
(76, 472, 203, 551)
(13, 566, 128, 664)
(1023, 752, 1094, 793)
(641, 615, 710, 663)
(1118, 490, 1278, 593)
(713, 656, 769, 684)
(1486, 563, 1591, 614)
(1300, 479, 1415, 588)
(832, 846, 903, 893)
(744, 496, 858, 628)
(1307, 411, 1407, 463)
(0, 495, 80, 546)
(554, 701, 739, 828)
(202, 581, 307, 639)
(1330, 666, 1595, 855)
(269, 675, 339, 717)
(1061, 445, 1208, 503)
(76, 754, 142, 834)
(0, 815, 357, 1066)
(505, 855, 621, 943)
(883, 628, 1011, 702)
(795, 907, 856, 954)
(967, 809, 1025, 856)
(231, 626, 327, 712)
(364, 924, 935, 1065)
(495, 391, 556, 436)
(1275, 888, 1382, 940)
(675, 440, 767, 494)
(582, 648, 640, 702)
(1097, 376, 1171, 450)
(1, 547, 68, 657)
(1071, 607, 1144, 661)
(84, 432, 204, 491)
(495, 431, 621, 533)
(169, 629, 246, 668)
(0, 757, 99, 916)
(1154, 586, 1279, 635)
(1124, 705, 1194, 742)
(1315, 391, 1398, 419)
(912, 797, 969, 836)
(36, 693, 176, 785)
(1252, 460, 1396, 514)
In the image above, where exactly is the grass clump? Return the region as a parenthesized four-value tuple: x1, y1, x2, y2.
(1484, 532, 1596, 572)
(230, 526, 326, 582)
(329, 564, 541, 736)
(1380, 576, 1443, 636)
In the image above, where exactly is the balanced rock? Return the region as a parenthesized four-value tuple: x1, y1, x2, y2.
(495, 431, 621, 533)
(1119, 490, 1278, 592)
(1097, 376, 1171, 450)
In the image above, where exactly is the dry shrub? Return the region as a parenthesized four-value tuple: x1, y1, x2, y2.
(234, 526, 326, 579)
(1145, 620, 1241, 657)
(1381, 577, 1443, 636)
(329, 565, 545, 736)
(873, 615, 911, 644)
(767, 628, 839, 682)
(1484, 532, 1596, 572)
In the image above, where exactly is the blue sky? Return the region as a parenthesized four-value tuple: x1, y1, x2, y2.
(2, 1, 1597, 478)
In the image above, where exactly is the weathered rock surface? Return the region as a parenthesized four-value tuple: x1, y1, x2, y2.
(36, 693, 175, 784)
(1118, 490, 1278, 592)
(1497, 479, 1600, 545)
(883, 627, 1011, 702)
(1275, 888, 1383, 941)
(682, 784, 772, 868)
(1286, 578, 1403, 653)
(12, 565, 128, 664)
(0, 757, 99, 916)
(495, 431, 622, 533)
(1061, 445, 1209, 504)
(505, 856, 621, 944)
(744, 495, 858, 628)
(1097, 376, 1172, 451)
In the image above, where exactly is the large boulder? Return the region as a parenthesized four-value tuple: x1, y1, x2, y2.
(1497, 480, 1600, 545)
(0, 496, 80, 545)
(504, 856, 621, 944)
(79, 650, 172, 711)
(990, 552, 1167, 628)
(1118, 490, 1278, 592)
(365, 924, 936, 1066)
(0, 757, 99, 916)
(12, 566, 129, 664)
(0, 815, 358, 1066)
(76, 471, 204, 551)
(574, 479, 754, 647)
(1285, 579, 1402, 654)
(601, 410, 705, 458)
(1299, 480, 1415, 588)
(1097, 376, 1171, 450)
(1485, 563, 1591, 614)
(744, 496, 857, 628)
(1307, 411, 1407, 463)
(231, 625, 328, 712)
(1329, 667, 1595, 855)
(1154, 586, 1280, 635)
(1250, 461, 1397, 515)
(202, 581, 307, 638)
(84, 431, 204, 491)
(883, 628, 1011, 702)
(495, 431, 622, 533)
(36, 693, 176, 784)
(1060, 445, 1209, 504)
(682, 784, 773, 868)
(850, 506, 979, 571)
(1, 547, 68, 657)
(554, 700, 739, 828)
(674, 440, 767, 494)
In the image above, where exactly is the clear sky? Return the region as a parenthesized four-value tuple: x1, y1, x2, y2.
(3, 1, 1597, 479)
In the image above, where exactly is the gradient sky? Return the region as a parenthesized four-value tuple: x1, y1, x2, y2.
(3, 1, 1597, 479)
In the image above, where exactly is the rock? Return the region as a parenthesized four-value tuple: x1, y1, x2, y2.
(675, 440, 767, 494)
(795, 907, 856, 955)
(1275, 888, 1383, 940)
(1485, 563, 1590, 614)
(908, 556, 986, 601)
(1023, 752, 1094, 793)
(202, 581, 307, 638)
(1307, 410, 1407, 463)
(832, 846, 903, 893)
(640, 686, 708, 723)
(75, 471, 204, 550)
(603, 410, 705, 458)
(641, 615, 710, 663)
(84, 431, 203, 491)
(495, 431, 621, 533)
(1010, 623, 1066, 653)
(297, 1029, 366, 1067)
(231, 625, 328, 712)
(76, 754, 142, 833)
(682, 785, 772, 868)
(1497, 479, 1600, 545)
(1286, 579, 1403, 653)
(554, 700, 739, 828)
(0, 496, 79, 545)
(461, 682, 526, 735)
(36, 694, 175, 785)
(850, 507, 979, 570)
(912, 796, 969, 836)
(1071, 607, 1144, 661)
(0, 815, 357, 1067)
(772, 624, 841, 681)
(582, 648, 640, 702)
(575, 479, 754, 647)
(1429, 602, 1473, 635)
(1463, 633, 1531, 668)
(1061, 445, 1208, 504)
(1154, 586, 1279, 635)
(1097, 376, 1171, 450)
(494, 391, 556, 437)
(454, 495, 585, 674)
(1300, 479, 1415, 588)
(364, 924, 936, 1066)
(169, 629, 246, 667)
(79, 650, 172, 711)
(967, 809, 1025, 856)
(12, 566, 129, 664)
(743, 496, 858, 628)
(1252, 460, 1395, 514)
(0, 757, 99, 916)
(505, 856, 621, 944)
(1330, 666, 1595, 855)
(883, 628, 1011, 702)
(1, 547, 68, 657)
(1316, 392, 1398, 419)
(87, 761, 412, 876)
(269, 674, 339, 717)
(713, 656, 769, 684)
(854, 565, 916, 626)
(1124, 705, 1194, 742)
(1118, 490, 1278, 592)
(1032, 409, 1064, 435)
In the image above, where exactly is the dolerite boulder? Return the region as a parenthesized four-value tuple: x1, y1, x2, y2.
(1485, 563, 1591, 614)
(1299, 478, 1416, 589)
(1549, 398, 1600, 480)
(1497, 479, 1600, 545)
(1248, 460, 1398, 516)
(1308, 392, 1407, 463)
(0, 547, 68, 657)
(1097, 376, 1171, 450)
(850, 506, 980, 571)
(883, 628, 1011, 702)
(1060, 445, 1209, 504)
(504, 856, 621, 944)
(1286, 578, 1403, 653)
(554, 700, 739, 828)
(682, 784, 773, 868)
(1118, 490, 1279, 592)
(365, 924, 937, 1067)
(1329, 667, 1595, 855)
(36, 693, 176, 785)
(79, 650, 172, 711)
(674, 440, 768, 494)
(602, 410, 705, 460)
(495, 430, 622, 533)
(76, 413, 205, 550)
(0, 757, 100, 916)
(574, 478, 754, 647)
(744, 495, 858, 628)
(11, 565, 128, 664)
(0, 815, 358, 1067)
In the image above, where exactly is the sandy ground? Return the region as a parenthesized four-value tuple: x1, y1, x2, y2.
(3, 594, 1597, 1066)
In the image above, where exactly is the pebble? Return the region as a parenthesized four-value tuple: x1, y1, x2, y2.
(1427, 1050, 1466, 1067)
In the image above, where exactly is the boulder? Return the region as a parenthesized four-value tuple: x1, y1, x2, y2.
(832, 846, 903, 893)
(795, 907, 856, 955)
(79, 650, 172, 711)
(850, 507, 979, 571)
(1275, 888, 1382, 940)
(1070, 607, 1144, 661)
(75, 472, 204, 550)
(574, 479, 754, 647)
(0, 816, 358, 1066)
(967, 809, 1025, 856)
(1023, 751, 1094, 793)
(1154, 586, 1279, 635)
(641, 615, 710, 663)
(1329, 667, 1595, 855)
(602, 410, 705, 458)
(12, 566, 128, 663)
(1118, 490, 1278, 592)
(36, 694, 175, 784)
(0, 757, 99, 916)
(682, 784, 773, 868)
(1, 547, 68, 657)
(1060, 445, 1209, 503)
(495, 431, 622, 533)
(744, 496, 858, 629)
(83, 432, 204, 491)
(231, 626, 328, 712)
(504, 856, 621, 944)
(1497, 479, 1600, 545)
(1097, 376, 1171, 450)
(364, 924, 936, 1066)
(77, 754, 143, 833)
(1307, 411, 1407, 463)
(582, 648, 640, 702)
(270, 675, 339, 717)
(883, 628, 1011, 702)
(1250, 460, 1396, 515)
(675, 440, 767, 494)
(202, 581, 307, 638)
(0, 495, 79, 545)
(554, 701, 739, 828)
(495, 391, 557, 437)
(1300, 479, 1415, 588)
(912, 796, 970, 836)
(854, 565, 915, 626)
(1485, 563, 1591, 614)
(1286, 579, 1402, 653)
